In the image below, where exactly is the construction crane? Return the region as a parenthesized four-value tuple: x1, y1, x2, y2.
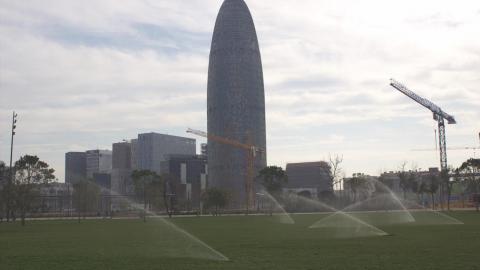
(411, 147, 480, 159)
(412, 133, 480, 158)
(412, 146, 480, 151)
(390, 79, 457, 171)
(186, 128, 264, 213)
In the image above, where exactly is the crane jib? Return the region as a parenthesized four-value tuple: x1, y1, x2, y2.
(390, 79, 456, 124)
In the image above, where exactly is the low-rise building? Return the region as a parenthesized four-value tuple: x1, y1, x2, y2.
(284, 161, 332, 199)
(379, 167, 440, 195)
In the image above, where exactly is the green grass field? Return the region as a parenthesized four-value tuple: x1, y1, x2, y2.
(1, 211, 479, 270)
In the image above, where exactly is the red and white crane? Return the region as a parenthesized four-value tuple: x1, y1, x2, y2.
(186, 128, 264, 213)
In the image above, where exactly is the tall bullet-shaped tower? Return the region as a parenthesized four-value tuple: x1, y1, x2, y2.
(207, 0, 267, 208)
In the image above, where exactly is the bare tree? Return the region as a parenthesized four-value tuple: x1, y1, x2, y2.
(408, 163, 420, 202)
(398, 161, 410, 200)
(409, 173, 420, 202)
(426, 173, 440, 210)
(328, 154, 344, 191)
(161, 173, 176, 218)
(73, 179, 100, 222)
(438, 168, 452, 211)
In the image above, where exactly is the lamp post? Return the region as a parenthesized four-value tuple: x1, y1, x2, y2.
(6, 111, 18, 222)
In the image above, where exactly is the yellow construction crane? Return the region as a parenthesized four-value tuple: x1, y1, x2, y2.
(186, 128, 264, 213)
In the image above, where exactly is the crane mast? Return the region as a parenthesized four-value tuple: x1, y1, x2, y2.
(390, 79, 457, 172)
(187, 128, 264, 213)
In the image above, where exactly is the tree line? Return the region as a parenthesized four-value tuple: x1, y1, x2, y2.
(2, 155, 477, 225)
(345, 158, 480, 211)
(0, 155, 243, 224)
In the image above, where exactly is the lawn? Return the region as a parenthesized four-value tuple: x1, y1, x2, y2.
(1, 211, 479, 270)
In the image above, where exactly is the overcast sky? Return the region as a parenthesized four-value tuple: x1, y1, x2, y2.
(1, 0, 479, 181)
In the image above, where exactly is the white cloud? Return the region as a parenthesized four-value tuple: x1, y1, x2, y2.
(0, 0, 479, 180)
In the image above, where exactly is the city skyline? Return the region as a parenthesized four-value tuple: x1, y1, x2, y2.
(1, 0, 479, 182)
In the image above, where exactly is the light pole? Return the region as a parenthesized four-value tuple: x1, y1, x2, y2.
(6, 111, 18, 222)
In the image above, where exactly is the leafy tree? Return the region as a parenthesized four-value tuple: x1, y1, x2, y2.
(14, 155, 56, 225)
(72, 179, 101, 222)
(345, 176, 367, 202)
(0, 161, 6, 222)
(258, 166, 288, 195)
(131, 170, 163, 221)
(202, 188, 230, 216)
(258, 166, 288, 215)
(460, 158, 480, 211)
(1, 161, 15, 222)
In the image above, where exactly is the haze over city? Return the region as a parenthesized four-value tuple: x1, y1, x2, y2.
(1, 1, 480, 270)
(1, 0, 479, 181)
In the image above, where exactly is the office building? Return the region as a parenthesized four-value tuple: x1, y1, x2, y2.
(161, 154, 208, 211)
(86, 150, 112, 179)
(65, 152, 87, 184)
(207, 0, 267, 207)
(111, 141, 134, 195)
(285, 162, 332, 198)
(137, 133, 196, 175)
